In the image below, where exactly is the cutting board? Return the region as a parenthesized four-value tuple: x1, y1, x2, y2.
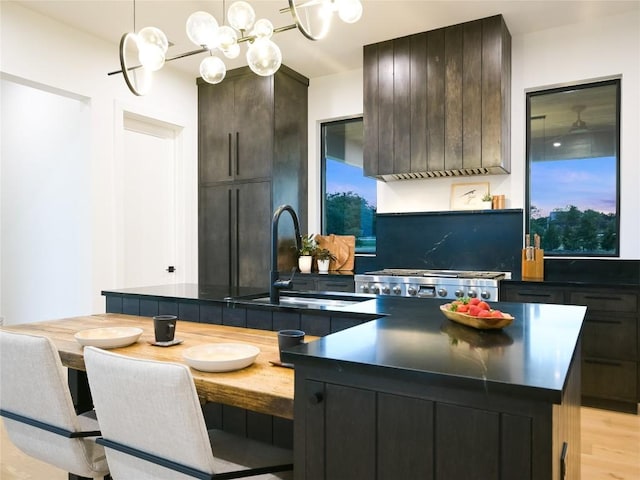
(315, 234, 355, 271)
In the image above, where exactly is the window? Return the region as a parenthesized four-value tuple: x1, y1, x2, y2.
(321, 118, 376, 253)
(526, 79, 620, 256)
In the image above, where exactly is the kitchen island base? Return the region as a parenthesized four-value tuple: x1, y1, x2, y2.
(292, 352, 580, 480)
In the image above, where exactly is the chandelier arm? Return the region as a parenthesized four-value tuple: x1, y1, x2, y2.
(119, 32, 144, 96)
(286, 0, 330, 41)
(109, 46, 210, 76)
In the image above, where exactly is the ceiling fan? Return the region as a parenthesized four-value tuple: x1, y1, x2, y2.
(569, 105, 589, 133)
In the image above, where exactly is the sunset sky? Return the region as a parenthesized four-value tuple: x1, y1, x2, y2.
(530, 156, 617, 217)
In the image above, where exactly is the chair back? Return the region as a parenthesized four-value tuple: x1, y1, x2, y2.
(84, 346, 217, 480)
(0, 330, 109, 478)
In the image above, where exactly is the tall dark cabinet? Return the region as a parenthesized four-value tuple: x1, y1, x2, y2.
(198, 66, 309, 289)
(363, 14, 511, 180)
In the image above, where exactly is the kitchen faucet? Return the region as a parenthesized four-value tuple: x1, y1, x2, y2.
(270, 205, 302, 304)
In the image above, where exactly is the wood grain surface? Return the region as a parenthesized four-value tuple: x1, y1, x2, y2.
(1, 314, 297, 419)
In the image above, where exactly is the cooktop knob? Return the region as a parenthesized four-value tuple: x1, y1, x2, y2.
(481, 291, 491, 299)
(407, 286, 417, 296)
(381, 285, 390, 294)
(468, 290, 478, 298)
(454, 290, 464, 298)
(371, 285, 380, 294)
(437, 288, 447, 297)
(392, 285, 401, 295)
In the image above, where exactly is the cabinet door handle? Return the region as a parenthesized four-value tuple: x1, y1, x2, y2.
(227, 189, 233, 287)
(517, 292, 554, 298)
(309, 392, 323, 404)
(585, 358, 623, 367)
(584, 295, 623, 301)
(560, 442, 568, 480)
(585, 318, 621, 325)
(227, 133, 232, 177)
(235, 188, 240, 289)
(235, 132, 240, 176)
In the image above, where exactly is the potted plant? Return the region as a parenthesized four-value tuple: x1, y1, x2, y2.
(315, 248, 336, 274)
(297, 234, 317, 273)
(481, 192, 493, 210)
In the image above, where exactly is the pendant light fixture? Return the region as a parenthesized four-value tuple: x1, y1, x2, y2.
(109, 0, 363, 96)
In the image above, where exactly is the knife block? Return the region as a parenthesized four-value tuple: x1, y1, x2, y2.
(522, 248, 544, 281)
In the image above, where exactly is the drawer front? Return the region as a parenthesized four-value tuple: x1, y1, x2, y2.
(582, 357, 637, 402)
(500, 286, 564, 304)
(569, 291, 637, 312)
(291, 278, 316, 291)
(582, 314, 637, 360)
(316, 279, 355, 293)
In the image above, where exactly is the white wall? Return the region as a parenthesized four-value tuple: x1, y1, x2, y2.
(0, 2, 199, 322)
(307, 10, 640, 259)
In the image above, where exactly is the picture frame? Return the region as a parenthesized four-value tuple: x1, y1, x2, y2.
(450, 182, 491, 210)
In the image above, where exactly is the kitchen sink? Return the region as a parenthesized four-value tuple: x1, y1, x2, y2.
(251, 296, 365, 309)
(230, 292, 370, 311)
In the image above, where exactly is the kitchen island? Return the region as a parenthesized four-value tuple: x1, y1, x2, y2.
(282, 297, 585, 480)
(102, 284, 585, 479)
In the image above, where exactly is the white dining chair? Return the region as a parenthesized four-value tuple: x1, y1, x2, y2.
(83, 346, 293, 480)
(0, 330, 110, 479)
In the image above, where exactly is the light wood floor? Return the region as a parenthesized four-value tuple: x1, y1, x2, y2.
(1, 406, 639, 479)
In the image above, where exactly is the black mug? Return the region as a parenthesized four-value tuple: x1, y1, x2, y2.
(153, 315, 177, 342)
(277, 329, 305, 362)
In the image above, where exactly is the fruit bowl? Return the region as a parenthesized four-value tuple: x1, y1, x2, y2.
(440, 304, 514, 330)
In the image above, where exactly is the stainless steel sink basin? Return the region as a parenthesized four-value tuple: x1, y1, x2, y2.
(249, 296, 365, 310)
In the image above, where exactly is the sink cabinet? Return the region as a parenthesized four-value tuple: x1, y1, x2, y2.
(363, 14, 511, 180)
(501, 281, 639, 413)
(198, 66, 309, 289)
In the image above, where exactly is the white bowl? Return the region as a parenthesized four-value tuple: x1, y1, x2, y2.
(182, 343, 260, 372)
(74, 327, 143, 349)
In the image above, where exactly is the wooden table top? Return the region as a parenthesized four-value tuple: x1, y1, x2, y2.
(1, 314, 296, 419)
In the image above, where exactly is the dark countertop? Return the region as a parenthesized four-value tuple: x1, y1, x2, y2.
(282, 296, 586, 404)
(101, 283, 267, 303)
(102, 284, 586, 403)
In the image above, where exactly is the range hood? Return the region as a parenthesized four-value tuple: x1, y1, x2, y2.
(376, 164, 510, 182)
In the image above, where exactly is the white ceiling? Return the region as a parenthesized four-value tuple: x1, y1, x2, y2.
(11, 0, 640, 80)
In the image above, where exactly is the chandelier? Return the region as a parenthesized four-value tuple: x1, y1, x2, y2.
(110, 0, 363, 96)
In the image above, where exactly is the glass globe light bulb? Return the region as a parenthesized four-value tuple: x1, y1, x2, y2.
(137, 27, 168, 71)
(222, 43, 241, 59)
(246, 38, 281, 77)
(186, 11, 218, 48)
(337, 0, 363, 24)
(200, 56, 226, 84)
(216, 25, 238, 51)
(251, 18, 274, 39)
(227, 1, 256, 32)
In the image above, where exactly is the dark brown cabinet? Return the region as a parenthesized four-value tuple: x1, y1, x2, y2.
(295, 362, 580, 479)
(198, 66, 309, 288)
(363, 15, 511, 180)
(199, 182, 271, 288)
(501, 282, 640, 413)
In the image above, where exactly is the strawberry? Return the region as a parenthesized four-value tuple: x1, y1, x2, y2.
(477, 310, 491, 318)
(477, 301, 490, 311)
(469, 298, 481, 306)
(468, 305, 482, 316)
(457, 304, 470, 313)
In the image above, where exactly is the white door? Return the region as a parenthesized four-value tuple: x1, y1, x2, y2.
(121, 115, 178, 288)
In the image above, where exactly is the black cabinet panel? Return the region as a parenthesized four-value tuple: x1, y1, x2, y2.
(301, 314, 330, 337)
(222, 307, 247, 327)
(139, 299, 159, 317)
(583, 314, 637, 360)
(315, 278, 354, 292)
(105, 296, 123, 314)
(200, 304, 223, 325)
(569, 291, 637, 312)
(435, 404, 499, 479)
(178, 302, 199, 322)
(158, 300, 178, 316)
(377, 393, 434, 479)
(122, 297, 140, 315)
(247, 309, 272, 331)
(582, 358, 637, 402)
(272, 311, 300, 331)
(325, 384, 376, 480)
(501, 413, 532, 480)
(246, 411, 272, 444)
